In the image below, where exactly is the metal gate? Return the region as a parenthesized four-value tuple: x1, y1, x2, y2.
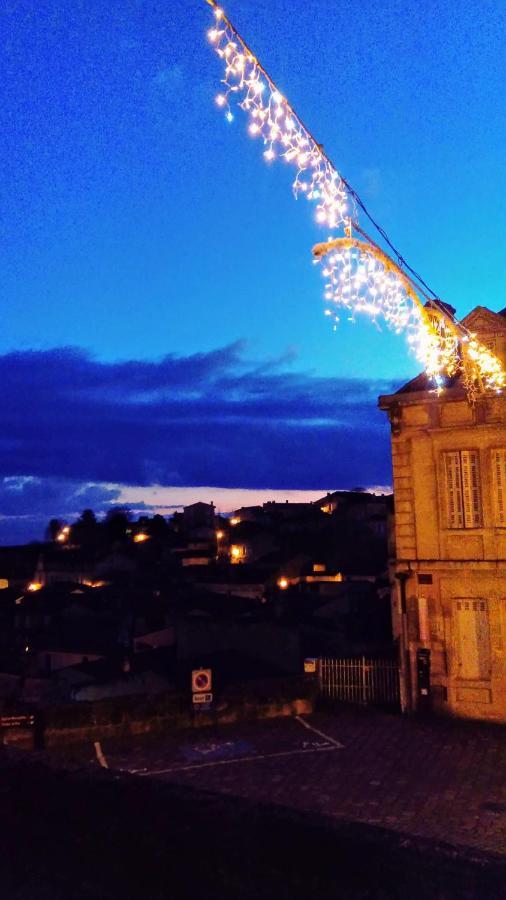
(318, 656, 400, 709)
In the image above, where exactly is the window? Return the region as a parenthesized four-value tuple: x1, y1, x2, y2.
(443, 450, 482, 528)
(455, 599, 491, 680)
(492, 449, 506, 526)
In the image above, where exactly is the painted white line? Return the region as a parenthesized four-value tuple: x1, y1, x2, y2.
(132, 745, 338, 777)
(295, 715, 344, 749)
(94, 741, 109, 768)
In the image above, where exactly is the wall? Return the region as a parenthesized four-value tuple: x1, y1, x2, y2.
(1, 676, 315, 749)
(383, 390, 506, 723)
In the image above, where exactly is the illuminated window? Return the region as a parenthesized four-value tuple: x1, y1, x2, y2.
(492, 449, 506, 526)
(443, 450, 482, 529)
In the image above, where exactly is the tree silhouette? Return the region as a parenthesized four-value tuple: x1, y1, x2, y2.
(45, 518, 63, 541)
(72, 509, 100, 550)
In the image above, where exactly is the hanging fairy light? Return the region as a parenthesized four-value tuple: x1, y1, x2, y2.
(204, 1, 506, 399)
(313, 237, 506, 396)
(206, 4, 349, 230)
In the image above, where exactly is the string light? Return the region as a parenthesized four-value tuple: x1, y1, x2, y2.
(204, 1, 506, 399)
(206, 4, 348, 230)
(313, 237, 506, 396)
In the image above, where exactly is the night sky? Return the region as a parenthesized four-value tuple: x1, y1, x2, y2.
(2, 0, 506, 542)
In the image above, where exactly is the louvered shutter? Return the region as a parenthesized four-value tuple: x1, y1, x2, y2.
(492, 449, 506, 526)
(461, 450, 482, 527)
(455, 599, 491, 680)
(444, 451, 464, 528)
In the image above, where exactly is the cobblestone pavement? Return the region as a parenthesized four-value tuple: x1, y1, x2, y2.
(88, 707, 506, 858)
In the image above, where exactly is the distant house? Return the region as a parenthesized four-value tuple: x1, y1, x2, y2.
(262, 501, 314, 521)
(230, 506, 263, 524)
(31, 549, 96, 587)
(229, 528, 277, 565)
(315, 490, 390, 519)
(181, 551, 214, 567)
(182, 501, 215, 531)
(230, 503, 323, 535)
(36, 643, 106, 674)
(0, 545, 44, 592)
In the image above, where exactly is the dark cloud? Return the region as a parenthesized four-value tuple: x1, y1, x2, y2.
(0, 343, 396, 485)
(0, 344, 398, 541)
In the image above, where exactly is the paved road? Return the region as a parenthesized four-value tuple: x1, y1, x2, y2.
(85, 706, 506, 858)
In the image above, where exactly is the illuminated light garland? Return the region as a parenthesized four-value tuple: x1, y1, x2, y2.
(313, 237, 506, 397)
(204, 1, 506, 399)
(206, 4, 349, 230)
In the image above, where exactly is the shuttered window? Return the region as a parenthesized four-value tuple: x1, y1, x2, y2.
(492, 449, 506, 526)
(461, 450, 482, 528)
(444, 452, 464, 528)
(455, 599, 491, 680)
(443, 450, 482, 528)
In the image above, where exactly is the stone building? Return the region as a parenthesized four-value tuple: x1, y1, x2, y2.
(379, 305, 506, 722)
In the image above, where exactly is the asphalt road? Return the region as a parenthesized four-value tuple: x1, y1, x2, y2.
(81, 706, 506, 859)
(3, 707, 506, 899)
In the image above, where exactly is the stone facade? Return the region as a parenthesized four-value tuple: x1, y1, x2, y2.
(379, 306, 506, 722)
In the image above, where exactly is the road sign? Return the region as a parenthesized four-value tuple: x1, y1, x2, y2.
(0, 714, 34, 728)
(192, 692, 213, 705)
(192, 668, 212, 693)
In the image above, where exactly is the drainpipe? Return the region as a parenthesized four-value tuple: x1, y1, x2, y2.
(395, 570, 412, 713)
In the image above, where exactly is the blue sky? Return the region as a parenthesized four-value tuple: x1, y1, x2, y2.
(1, 0, 506, 541)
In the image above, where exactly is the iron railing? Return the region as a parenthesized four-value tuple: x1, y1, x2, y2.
(318, 656, 400, 709)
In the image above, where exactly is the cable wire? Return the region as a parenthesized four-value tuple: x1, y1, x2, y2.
(204, 0, 466, 328)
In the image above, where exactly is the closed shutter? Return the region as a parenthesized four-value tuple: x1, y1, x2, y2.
(492, 449, 506, 526)
(461, 450, 482, 528)
(455, 599, 491, 680)
(444, 451, 464, 528)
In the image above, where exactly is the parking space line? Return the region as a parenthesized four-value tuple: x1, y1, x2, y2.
(94, 741, 109, 768)
(295, 715, 344, 749)
(129, 745, 339, 777)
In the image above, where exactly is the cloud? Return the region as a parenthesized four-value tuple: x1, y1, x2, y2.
(0, 476, 120, 545)
(0, 343, 398, 541)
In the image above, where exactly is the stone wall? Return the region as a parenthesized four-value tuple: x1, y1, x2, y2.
(2, 676, 316, 750)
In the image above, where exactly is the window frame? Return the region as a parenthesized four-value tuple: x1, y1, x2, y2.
(442, 449, 483, 530)
(491, 448, 506, 528)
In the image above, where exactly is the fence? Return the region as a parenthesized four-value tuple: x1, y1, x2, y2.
(318, 656, 400, 709)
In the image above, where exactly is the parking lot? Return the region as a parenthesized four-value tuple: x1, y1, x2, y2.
(85, 706, 506, 858)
